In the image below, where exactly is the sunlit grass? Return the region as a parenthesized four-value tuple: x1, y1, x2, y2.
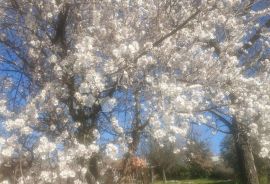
(154, 179, 235, 184)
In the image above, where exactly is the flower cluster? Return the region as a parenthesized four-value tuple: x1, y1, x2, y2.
(0, 0, 269, 183)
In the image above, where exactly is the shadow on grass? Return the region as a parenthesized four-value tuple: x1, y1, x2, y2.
(205, 182, 234, 184)
(154, 179, 236, 184)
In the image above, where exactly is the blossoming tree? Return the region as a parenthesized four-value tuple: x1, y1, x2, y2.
(0, 0, 269, 184)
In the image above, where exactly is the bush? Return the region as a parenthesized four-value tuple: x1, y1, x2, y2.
(210, 164, 235, 180)
(259, 175, 269, 184)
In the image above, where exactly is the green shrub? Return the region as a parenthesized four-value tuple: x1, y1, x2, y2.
(259, 175, 268, 184)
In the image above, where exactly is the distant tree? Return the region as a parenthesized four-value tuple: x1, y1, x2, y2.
(145, 135, 214, 182)
(185, 139, 214, 178)
(210, 161, 235, 180)
(145, 138, 186, 183)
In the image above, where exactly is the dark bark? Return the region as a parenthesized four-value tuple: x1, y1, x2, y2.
(52, 3, 70, 57)
(151, 167, 154, 184)
(232, 119, 259, 184)
(52, 4, 70, 46)
(119, 91, 143, 183)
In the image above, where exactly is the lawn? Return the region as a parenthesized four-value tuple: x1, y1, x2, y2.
(154, 179, 235, 184)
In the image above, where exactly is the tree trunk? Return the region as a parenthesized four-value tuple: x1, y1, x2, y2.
(151, 167, 154, 183)
(232, 121, 259, 184)
(162, 168, 167, 183)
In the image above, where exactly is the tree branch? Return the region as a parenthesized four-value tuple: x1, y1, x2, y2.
(134, 9, 201, 62)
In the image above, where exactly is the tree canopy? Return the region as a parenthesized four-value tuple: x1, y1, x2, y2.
(0, 0, 270, 184)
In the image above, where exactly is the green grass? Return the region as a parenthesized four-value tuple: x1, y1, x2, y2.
(154, 179, 235, 184)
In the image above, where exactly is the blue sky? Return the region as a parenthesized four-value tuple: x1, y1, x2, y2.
(193, 124, 226, 156)
(202, 128, 225, 155)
